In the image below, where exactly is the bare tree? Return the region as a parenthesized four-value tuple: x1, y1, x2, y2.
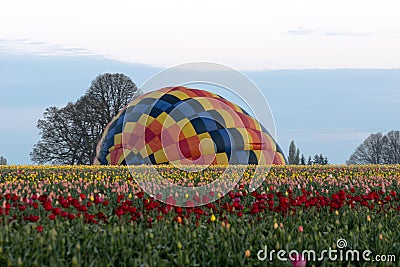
(382, 130, 400, 164)
(31, 104, 84, 164)
(31, 73, 141, 165)
(347, 133, 386, 164)
(87, 73, 142, 130)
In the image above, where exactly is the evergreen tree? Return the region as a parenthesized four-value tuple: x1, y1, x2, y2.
(313, 154, 320, 164)
(307, 156, 313, 165)
(300, 154, 306, 165)
(295, 148, 300, 165)
(319, 154, 324, 165)
(288, 141, 297, 164)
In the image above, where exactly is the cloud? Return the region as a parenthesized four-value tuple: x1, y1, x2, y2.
(286, 28, 316, 35)
(322, 32, 366, 37)
(286, 27, 367, 37)
(0, 39, 95, 56)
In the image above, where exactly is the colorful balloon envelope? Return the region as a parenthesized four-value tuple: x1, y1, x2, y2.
(94, 86, 286, 166)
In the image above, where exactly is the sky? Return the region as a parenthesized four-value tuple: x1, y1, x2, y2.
(0, 0, 400, 165)
(2, 0, 400, 70)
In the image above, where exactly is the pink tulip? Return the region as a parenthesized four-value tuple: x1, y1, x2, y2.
(290, 253, 307, 267)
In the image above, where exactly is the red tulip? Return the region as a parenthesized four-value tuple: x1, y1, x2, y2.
(18, 205, 26, 211)
(53, 208, 61, 215)
(135, 192, 144, 199)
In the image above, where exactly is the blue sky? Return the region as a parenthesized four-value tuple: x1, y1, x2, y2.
(1, 0, 400, 164)
(1, 53, 399, 165)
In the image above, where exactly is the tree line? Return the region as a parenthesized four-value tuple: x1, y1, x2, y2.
(31, 73, 141, 165)
(347, 131, 400, 164)
(287, 140, 329, 165)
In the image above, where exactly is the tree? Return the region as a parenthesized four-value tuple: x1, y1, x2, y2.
(70, 94, 107, 164)
(382, 130, 400, 164)
(318, 154, 324, 165)
(348, 131, 400, 165)
(31, 104, 88, 164)
(295, 148, 300, 165)
(313, 154, 320, 165)
(31, 73, 141, 165)
(300, 154, 306, 165)
(288, 140, 300, 165)
(87, 73, 142, 130)
(306, 153, 329, 165)
(347, 133, 386, 164)
(0, 156, 7, 165)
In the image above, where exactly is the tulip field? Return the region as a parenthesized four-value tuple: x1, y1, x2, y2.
(0, 165, 399, 266)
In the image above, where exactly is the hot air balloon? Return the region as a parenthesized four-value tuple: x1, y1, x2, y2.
(94, 86, 286, 166)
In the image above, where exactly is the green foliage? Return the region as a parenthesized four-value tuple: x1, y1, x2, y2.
(0, 210, 398, 266)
